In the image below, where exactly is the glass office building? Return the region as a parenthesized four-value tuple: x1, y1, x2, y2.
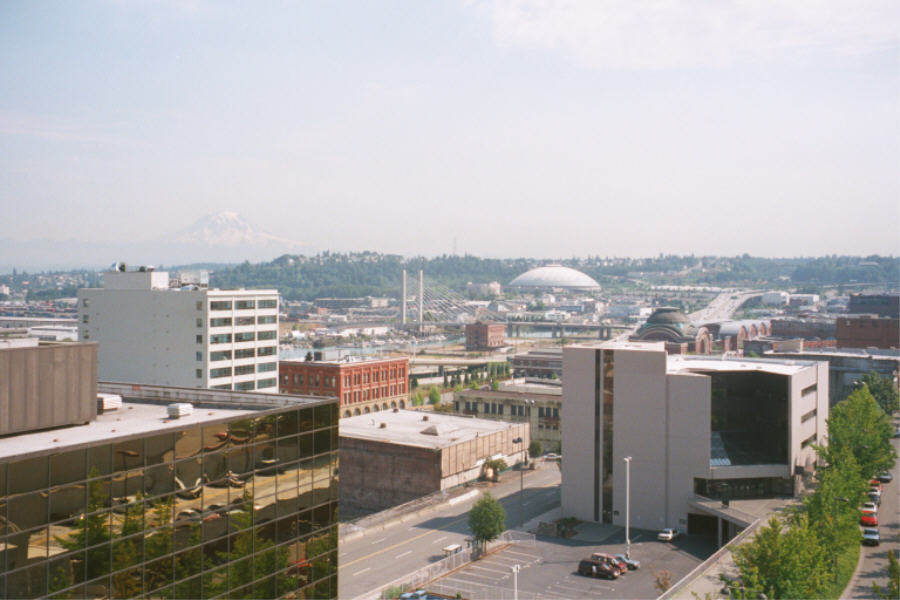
(0, 384, 338, 599)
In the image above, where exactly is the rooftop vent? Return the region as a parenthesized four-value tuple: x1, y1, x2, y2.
(97, 393, 122, 414)
(422, 415, 429, 421)
(393, 408, 399, 413)
(379, 422, 387, 429)
(167, 403, 193, 419)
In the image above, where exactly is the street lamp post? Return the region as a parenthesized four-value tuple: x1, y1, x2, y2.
(624, 456, 632, 559)
(513, 436, 524, 528)
(511, 564, 520, 600)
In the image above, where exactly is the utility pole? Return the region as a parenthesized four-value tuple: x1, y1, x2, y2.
(624, 456, 632, 559)
(401, 269, 407, 326)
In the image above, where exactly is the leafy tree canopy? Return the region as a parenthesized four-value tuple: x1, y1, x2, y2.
(468, 493, 506, 551)
(822, 386, 896, 480)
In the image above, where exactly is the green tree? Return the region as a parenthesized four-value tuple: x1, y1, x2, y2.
(528, 440, 543, 459)
(733, 515, 830, 599)
(821, 386, 896, 480)
(467, 493, 506, 554)
(803, 445, 866, 578)
(428, 387, 441, 405)
(490, 380, 499, 391)
(874, 550, 900, 600)
(855, 372, 900, 414)
(411, 389, 424, 406)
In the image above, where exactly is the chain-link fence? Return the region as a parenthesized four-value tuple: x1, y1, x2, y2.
(426, 578, 545, 600)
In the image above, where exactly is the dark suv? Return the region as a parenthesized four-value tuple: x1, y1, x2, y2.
(578, 559, 620, 580)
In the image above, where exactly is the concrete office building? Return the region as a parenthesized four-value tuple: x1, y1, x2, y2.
(0, 343, 339, 599)
(764, 346, 899, 406)
(339, 410, 528, 511)
(78, 266, 279, 392)
(561, 341, 828, 545)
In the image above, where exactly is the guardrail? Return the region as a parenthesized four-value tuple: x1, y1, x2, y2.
(658, 517, 763, 600)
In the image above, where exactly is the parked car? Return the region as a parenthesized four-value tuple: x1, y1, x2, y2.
(578, 559, 619, 580)
(862, 501, 879, 514)
(869, 480, 882, 492)
(614, 554, 641, 570)
(657, 528, 680, 541)
(543, 453, 561, 461)
(591, 552, 627, 574)
(867, 492, 881, 506)
(877, 472, 893, 483)
(860, 511, 878, 527)
(862, 528, 880, 546)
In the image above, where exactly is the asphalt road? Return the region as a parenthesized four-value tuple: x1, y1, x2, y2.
(431, 526, 715, 599)
(338, 464, 562, 599)
(847, 427, 900, 598)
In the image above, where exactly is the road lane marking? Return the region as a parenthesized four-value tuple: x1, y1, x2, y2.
(370, 537, 387, 545)
(352, 567, 371, 576)
(341, 518, 466, 569)
(395, 550, 412, 559)
(433, 535, 448, 543)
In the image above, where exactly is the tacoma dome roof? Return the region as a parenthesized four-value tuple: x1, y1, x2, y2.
(509, 264, 601, 290)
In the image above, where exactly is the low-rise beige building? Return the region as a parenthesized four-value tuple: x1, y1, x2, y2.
(452, 381, 561, 451)
(562, 341, 828, 547)
(339, 410, 529, 511)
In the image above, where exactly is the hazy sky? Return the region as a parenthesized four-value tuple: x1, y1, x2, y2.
(1, 1, 898, 258)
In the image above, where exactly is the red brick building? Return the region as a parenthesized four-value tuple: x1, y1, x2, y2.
(836, 316, 899, 349)
(465, 321, 506, 351)
(280, 356, 409, 417)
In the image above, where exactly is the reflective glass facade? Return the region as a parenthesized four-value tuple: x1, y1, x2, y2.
(0, 403, 338, 599)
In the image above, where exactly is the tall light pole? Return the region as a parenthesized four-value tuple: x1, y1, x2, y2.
(624, 456, 632, 559)
(511, 564, 520, 600)
(513, 436, 524, 528)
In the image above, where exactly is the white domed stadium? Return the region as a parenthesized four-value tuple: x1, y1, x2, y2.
(509, 264, 601, 291)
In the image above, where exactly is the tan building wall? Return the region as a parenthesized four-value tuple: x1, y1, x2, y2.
(0, 342, 97, 436)
(340, 421, 528, 511)
(452, 388, 561, 450)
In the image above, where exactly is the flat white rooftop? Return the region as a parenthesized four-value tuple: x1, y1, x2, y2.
(0, 401, 255, 463)
(339, 409, 514, 450)
(668, 355, 815, 376)
(0, 382, 333, 462)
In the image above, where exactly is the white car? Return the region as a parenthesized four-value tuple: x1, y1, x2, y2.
(862, 502, 878, 514)
(657, 528, 680, 541)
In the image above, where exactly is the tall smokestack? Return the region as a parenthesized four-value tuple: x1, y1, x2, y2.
(401, 269, 407, 325)
(418, 269, 424, 331)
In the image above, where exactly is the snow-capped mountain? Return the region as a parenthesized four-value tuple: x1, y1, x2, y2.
(165, 211, 298, 248)
(0, 212, 311, 271)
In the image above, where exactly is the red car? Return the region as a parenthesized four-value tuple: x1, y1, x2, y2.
(591, 552, 627, 574)
(869, 480, 882, 492)
(860, 511, 878, 527)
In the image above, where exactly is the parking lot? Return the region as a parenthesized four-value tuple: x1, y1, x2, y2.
(428, 528, 717, 599)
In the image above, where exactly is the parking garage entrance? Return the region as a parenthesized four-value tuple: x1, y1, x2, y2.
(687, 513, 718, 538)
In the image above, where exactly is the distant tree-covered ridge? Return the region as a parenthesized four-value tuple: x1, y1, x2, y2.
(205, 253, 898, 300)
(4, 253, 897, 300)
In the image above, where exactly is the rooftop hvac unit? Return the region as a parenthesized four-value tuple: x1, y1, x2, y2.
(97, 393, 122, 413)
(167, 403, 194, 419)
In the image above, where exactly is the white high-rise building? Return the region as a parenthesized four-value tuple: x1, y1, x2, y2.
(78, 266, 279, 392)
(562, 340, 828, 545)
